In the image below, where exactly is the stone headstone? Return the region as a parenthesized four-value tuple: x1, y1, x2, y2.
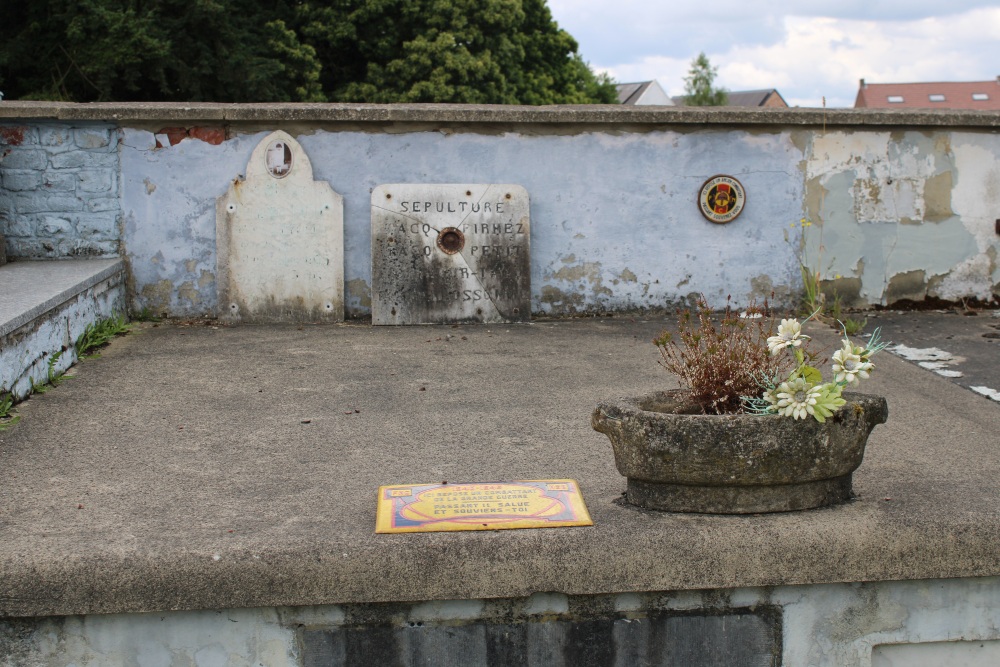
(0, 234, 6, 266)
(216, 131, 343, 322)
(371, 184, 530, 325)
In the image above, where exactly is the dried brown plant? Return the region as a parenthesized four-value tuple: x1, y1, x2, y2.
(654, 295, 793, 414)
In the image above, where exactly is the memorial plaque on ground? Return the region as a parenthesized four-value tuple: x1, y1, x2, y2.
(375, 480, 592, 533)
(371, 184, 530, 325)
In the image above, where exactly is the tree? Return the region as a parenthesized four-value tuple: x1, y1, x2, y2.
(294, 0, 617, 104)
(682, 52, 728, 107)
(0, 0, 615, 105)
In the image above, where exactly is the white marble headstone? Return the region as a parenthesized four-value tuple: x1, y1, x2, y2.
(371, 184, 530, 325)
(216, 131, 343, 322)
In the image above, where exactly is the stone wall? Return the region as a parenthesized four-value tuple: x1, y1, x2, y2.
(0, 122, 121, 260)
(0, 260, 126, 399)
(3, 578, 1000, 666)
(1, 103, 997, 316)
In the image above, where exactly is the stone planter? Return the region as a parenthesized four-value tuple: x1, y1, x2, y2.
(592, 390, 888, 514)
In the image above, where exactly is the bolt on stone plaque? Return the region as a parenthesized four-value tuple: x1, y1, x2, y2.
(371, 184, 530, 325)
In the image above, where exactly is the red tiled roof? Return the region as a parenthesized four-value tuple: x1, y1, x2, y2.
(855, 78, 1000, 110)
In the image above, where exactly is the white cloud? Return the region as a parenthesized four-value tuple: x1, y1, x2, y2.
(558, 5, 1000, 108)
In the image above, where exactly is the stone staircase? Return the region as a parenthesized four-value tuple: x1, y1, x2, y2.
(0, 258, 126, 399)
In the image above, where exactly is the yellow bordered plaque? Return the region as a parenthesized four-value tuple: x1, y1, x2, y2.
(376, 480, 593, 533)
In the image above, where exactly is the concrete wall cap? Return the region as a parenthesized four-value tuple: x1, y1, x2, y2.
(1, 101, 998, 128)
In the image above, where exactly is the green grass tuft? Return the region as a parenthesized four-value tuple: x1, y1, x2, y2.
(76, 314, 131, 357)
(0, 392, 19, 430)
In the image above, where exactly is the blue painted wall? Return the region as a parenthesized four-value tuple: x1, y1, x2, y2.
(120, 128, 804, 317)
(5, 114, 995, 317)
(0, 123, 121, 260)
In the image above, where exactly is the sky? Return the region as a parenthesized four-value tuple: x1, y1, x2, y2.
(547, 0, 1000, 108)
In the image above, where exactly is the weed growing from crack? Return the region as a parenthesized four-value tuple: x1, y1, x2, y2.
(131, 306, 162, 323)
(47, 349, 65, 386)
(76, 314, 131, 358)
(1, 314, 132, 430)
(0, 392, 19, 429)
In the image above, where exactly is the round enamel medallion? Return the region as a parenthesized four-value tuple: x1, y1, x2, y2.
(698, 175, 746, 224)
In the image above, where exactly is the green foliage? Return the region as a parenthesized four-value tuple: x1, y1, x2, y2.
(0, 392, 19, 429)
(0, 0, 614, 104)
(76, 314, 131, 358)
(799, 260, 825, 317)
(0, 315, 133, 430)
(131, 306, 162, 322)
(828, 293, 867, 336)
(842, 317, 867, 336)
(682, 52, 728, 106)
(299, 0, 616, 104)
(47, 350, 65, 386)
(0, 1, 324, 102)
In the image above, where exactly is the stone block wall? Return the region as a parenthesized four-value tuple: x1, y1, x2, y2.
(0, 123, 121, 260)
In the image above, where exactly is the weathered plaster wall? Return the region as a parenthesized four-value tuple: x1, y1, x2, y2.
(121, 127, 804, 316)
(805, 130, 1000, 305)
(0, 123, 121, 260)
(3, 105, 998, 316)
(3, 578, 1000, 667)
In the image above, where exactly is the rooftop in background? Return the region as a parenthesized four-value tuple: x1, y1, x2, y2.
(615, 80, 673, 106)
(670, 89, 788, 108)
(855, 77, 1000, 110)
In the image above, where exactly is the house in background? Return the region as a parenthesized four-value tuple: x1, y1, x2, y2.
(615, 81, 674, 105)
(855, 77, 1000, 109)
(670, 88, 788, 107)
(724, 89, 788, 108)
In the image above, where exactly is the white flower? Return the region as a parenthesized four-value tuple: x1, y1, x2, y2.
(767, 318, 810, 355)
(775, 377, 822, 420)
(832, 342, 873, 384)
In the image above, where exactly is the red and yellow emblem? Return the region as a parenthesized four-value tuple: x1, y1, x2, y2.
(375, 480, 593, 533)
(698, 175, 746, 224)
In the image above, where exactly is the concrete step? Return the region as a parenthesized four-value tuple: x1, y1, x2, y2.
(0, 258, 126, 399)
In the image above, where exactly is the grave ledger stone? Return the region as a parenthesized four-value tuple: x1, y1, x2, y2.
(217, 131, 344, 322)
(371, 184, 530, 325)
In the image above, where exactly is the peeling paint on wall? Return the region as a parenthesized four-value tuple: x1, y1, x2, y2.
(111, 123, 1000, 317)
(120, 127, 808, 317)
(121, 128, 268, 317)
(345, 278, 372, 310)
(803, 130, 996, 305)
(948, 135, 1000, 300)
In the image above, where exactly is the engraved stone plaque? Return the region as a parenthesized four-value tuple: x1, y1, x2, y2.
(217, 131, 343, 322)
(371, 184, 530, 325)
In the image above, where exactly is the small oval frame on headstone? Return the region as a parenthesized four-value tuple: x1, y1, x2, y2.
(264, 140, 293, 179)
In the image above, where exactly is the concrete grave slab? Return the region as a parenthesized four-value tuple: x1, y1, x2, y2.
(216, 130, 343, 322)
(371, 184, 530, 325)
